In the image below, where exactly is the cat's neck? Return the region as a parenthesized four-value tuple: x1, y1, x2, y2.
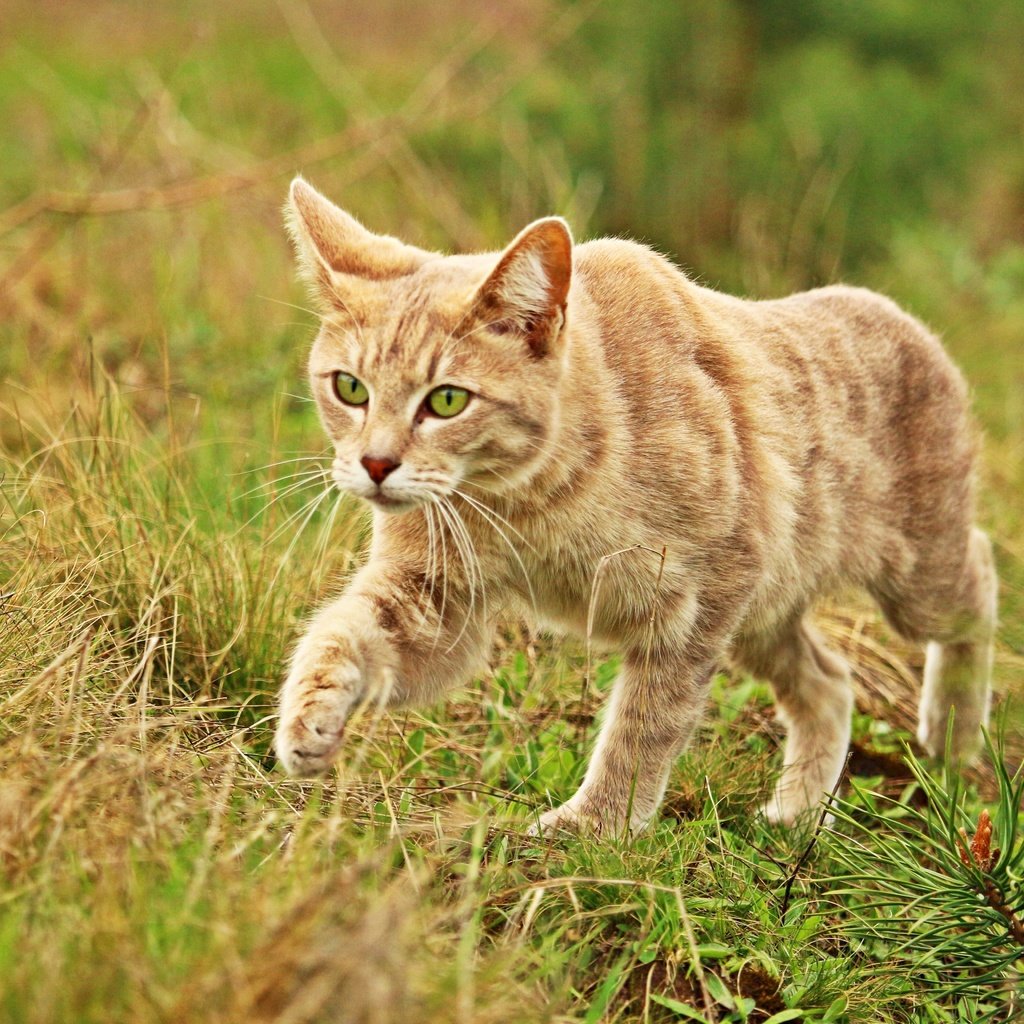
(489, 289, 609, 512)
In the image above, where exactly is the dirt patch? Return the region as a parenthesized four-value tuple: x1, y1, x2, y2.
(736, 962, 786, 1019)
(624, 959, 701, 1020)
(622, 959, 786, 1022)
(847, 740, 928, 808)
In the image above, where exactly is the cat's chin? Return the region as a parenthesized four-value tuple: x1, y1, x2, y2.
(364, 493, 419, 514)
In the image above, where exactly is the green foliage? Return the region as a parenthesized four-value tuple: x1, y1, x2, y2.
(823, 733, 1024, 1020)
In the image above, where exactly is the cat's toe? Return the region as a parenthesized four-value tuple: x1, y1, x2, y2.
(275, 718, 344, 777)
(758, 798, 787, 826)
(758, 795, 832, 828)
(529, 803, 590, 837)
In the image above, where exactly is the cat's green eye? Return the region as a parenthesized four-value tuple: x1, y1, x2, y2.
(333, 372, 369, 406)
(427, 385, 470, 418)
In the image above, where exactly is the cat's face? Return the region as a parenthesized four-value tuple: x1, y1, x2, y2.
(288, 179, 573, 513)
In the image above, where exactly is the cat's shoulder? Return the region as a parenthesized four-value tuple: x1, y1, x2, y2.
(574, 235, 681, 276)
(571, 236, 693, 311)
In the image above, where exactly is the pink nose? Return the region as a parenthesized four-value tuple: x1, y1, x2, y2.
(360, 455, 400, 485)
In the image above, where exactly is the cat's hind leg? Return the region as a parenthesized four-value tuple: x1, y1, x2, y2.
(872, 526, 997, 762)
(734, 617, 854, 825)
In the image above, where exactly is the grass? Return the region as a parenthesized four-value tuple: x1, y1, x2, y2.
(2, 1, 1023, 1021)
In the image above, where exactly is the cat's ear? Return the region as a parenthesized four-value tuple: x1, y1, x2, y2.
(285, 177, 430, 311)
(472, 217, 573, 357)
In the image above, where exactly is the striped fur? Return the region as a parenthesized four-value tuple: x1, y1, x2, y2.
(275, 178, 996, 833)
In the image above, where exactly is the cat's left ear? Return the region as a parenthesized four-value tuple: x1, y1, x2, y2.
(472, 217, 573, 357)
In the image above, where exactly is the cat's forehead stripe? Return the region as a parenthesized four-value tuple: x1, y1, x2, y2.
(381, 300, 425, 364)
(367, 302, 468, 383)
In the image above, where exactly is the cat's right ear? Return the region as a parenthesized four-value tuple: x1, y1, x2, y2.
(285, 177, 430, 312)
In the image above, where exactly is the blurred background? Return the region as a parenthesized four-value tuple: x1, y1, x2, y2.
(2, 0, 1022, 708)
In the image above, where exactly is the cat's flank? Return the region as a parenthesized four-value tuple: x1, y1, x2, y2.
(275, 177, 996, 833)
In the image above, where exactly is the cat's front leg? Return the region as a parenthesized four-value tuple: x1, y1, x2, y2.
(534, 651, 716, 836)
(275, 559, 487, 777)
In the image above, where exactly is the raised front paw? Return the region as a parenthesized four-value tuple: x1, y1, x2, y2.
(275, 657, 363, 777)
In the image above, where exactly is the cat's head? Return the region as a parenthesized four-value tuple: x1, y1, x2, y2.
(286, 178, 573, 513)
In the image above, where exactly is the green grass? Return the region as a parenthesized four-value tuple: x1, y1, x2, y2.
(2, 1, 1023, 1020)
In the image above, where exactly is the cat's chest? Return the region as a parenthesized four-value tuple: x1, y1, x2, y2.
(515, 528, 691, 644)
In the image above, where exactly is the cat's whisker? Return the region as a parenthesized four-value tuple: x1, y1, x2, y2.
(257, 484, 335, 613)
(458, 473, 536, 506)
(261, 483, 333, 551)
(442, 502, 484, 653)
(415, 503, 434, 608)
(434, 496, 485, 653)
(507, 437, 629, 517)
(421, 502, 436, 602)
(426, 505, 444, 618)
(425, 495, 451, 648)
(236, 453, 332, 476)
(236, 470, 330, 533)
(235, 467, 327, 504)
(238, 464, 327, 489)
(519, 432, 573, 454)
(452, 487, 537, 616)
(311, 487, 344, 577)
(432, 498, 468, 598)
(256, 294, 322, 319)
(452, 487, 532, 549)
(451, 498, 489, 637)
(420, 503, 447, 651)
(233, 463, 332, 516)
(436, 495, 464, 647)
(518, 433, 601, 467)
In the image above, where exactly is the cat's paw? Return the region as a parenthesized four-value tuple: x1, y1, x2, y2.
(528, 800, 597, 837)
(758, 792, 833, 828)
(275, 659, 363, 777)
(758, 797, 791, 827)
(529, 795, 649, 838)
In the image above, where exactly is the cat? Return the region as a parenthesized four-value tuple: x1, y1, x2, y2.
(274, 176, 997, 833)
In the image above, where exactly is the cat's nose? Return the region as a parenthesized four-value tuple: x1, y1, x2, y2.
(360, 455, 400, 485)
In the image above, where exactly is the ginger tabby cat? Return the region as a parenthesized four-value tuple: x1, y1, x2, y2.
(275, 178, 996, 833)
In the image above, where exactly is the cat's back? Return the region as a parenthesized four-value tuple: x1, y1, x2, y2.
(567, 238, 976, 586)
(572, 237, 970, 440)
(726, 282, 973, 468)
